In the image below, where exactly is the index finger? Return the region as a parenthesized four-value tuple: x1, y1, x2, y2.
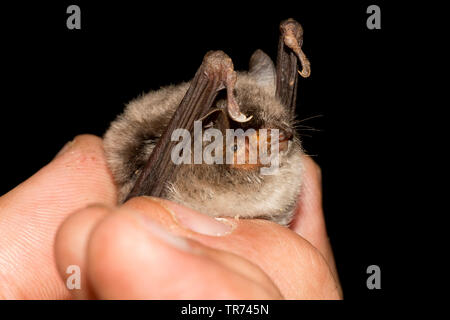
(0, 134, 117, 299)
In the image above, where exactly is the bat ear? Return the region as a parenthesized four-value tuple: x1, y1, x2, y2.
(249, 49, 276, 95)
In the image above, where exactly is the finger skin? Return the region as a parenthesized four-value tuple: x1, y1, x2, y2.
(55, 197, 340, 299)
(119, 197, 342, 299)
(84, 207, 282, 299)
(54, 205, 111, 299)
(0, 135, 117, 299)
(290, 155, 340, 286)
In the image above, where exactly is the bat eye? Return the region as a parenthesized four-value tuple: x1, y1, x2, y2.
(232, 144, 239, 152)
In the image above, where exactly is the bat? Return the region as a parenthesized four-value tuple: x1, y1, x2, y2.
(103, 19, 311, 226)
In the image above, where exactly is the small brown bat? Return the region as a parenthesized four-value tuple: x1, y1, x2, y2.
(103, 19, 311, 225)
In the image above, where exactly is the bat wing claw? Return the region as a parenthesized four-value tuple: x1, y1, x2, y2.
(228, 112, 253, 123)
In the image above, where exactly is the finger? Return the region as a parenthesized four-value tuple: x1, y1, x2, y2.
(122, 197, 342, 299)
(81, 204, 281, 299)
(289, 155, 339, 282)
(54, 204, 111, 299)
(0, 135, 117, 299)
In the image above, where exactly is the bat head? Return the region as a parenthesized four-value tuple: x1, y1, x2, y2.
(222, 49, 296, 164)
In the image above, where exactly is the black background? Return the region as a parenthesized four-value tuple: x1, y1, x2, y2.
(0, 1, 403, 301)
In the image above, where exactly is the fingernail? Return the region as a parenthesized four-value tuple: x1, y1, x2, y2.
(138, 215, 192, 252)
(145, 197, 235, 237)
(54, 139, 75, 159)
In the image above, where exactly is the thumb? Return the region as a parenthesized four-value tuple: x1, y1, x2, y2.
(55, 199, 282, 299)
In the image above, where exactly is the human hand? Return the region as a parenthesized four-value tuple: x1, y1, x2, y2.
(0, 134, 342, 299)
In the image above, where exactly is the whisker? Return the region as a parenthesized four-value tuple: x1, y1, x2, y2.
(294, 114, 324, 123)
(303, 153, 319, 157)
(291, 114, 323, 137)
(295, 127, 322, 132)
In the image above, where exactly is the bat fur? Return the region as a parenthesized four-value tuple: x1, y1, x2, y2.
(103, 50, 305, 226)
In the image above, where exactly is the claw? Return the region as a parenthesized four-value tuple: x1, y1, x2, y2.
(295, 47, 311, 78)
(228, 110, 253, 122)
(225, 67, 253, 123)
(203, 51, 252, 123)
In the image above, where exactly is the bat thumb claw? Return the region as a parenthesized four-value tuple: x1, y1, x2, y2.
(297, 66, 311, 78)
(228, 112, 253, 123)
(281, 18, 311, 78)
